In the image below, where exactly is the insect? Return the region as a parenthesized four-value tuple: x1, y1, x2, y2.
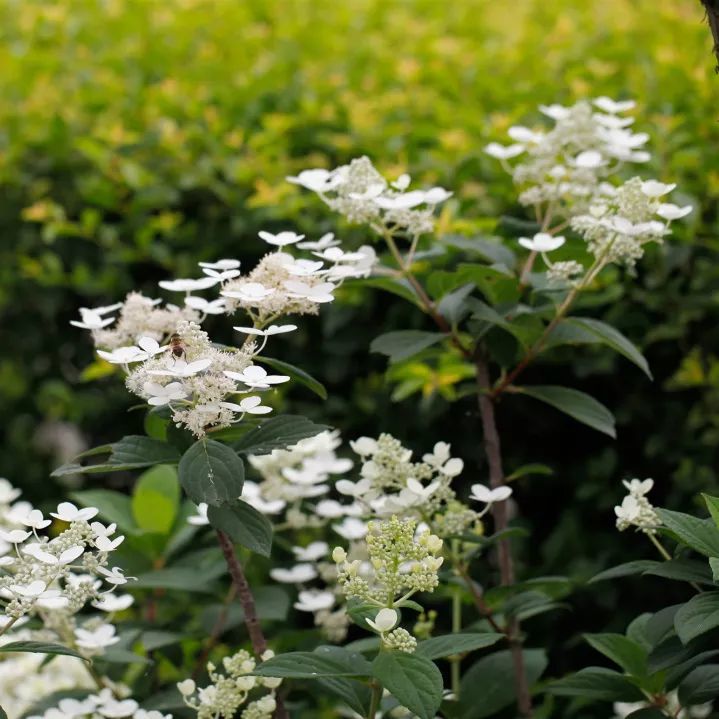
(167, 333, 186, 362)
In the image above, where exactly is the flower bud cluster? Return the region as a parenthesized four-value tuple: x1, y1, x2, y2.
(383, 627, 418, 653)
(288, 156, 452, 237)
(334, 516, 443, 605)
(614, 478, 660, 534)
(178, 649, 280, 719)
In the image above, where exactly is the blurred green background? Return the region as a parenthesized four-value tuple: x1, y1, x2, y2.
(1, 0, 718, 699)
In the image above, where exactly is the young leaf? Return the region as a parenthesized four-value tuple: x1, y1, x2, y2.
(228, 415, 330, 455)
(372, 652, 443, 719)
(253, 646, 373, 678)
(656, 509, 719, 557)
(370, 330, 445, 363)
(0, 641, 88, 661)
(703, 493, 719, 528)
(548, 667, 645, 701)
(177, 439, 244, 507)
(207, 501, 273, 557)
(131, 464, 180, 534)
(415, 632, 503, 660)
(674, 591, 719, 644)
(584, 633, 648, 678)
(678, 664, 719, 705)
(515, 385, 616, 438)
(258, 357, 327, 400)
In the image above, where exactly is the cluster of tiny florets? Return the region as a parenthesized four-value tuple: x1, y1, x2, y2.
(288, 156, 452, 237)
(178, 650, 280, 719)
(333, 516, 443, 605)
(614, 478, 660, 534)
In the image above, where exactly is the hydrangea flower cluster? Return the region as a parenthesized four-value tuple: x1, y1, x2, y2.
(177, 649, 281, 719)
(288, 157, 452, 237)
(485, 97, 651, 209)
(71, 232, 377, 436)
(485, 98, 692, 283)
(614, 478, 660, 534)
(332, 516, 443, 606)
(341, 435, 481, 537)
(0, 480, 133, 661)
(26, 690, 170, 719)
(0, 645, 93, 719)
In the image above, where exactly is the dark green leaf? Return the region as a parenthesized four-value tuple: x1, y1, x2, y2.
(437, 283, 475, 325)
(229, 415, 330, 455)
(178, 439, 244, 507)
(515, 385, 616, 438)
(254, 646, 373, 678)
(133, 567, 224, 592)
(441, 234, 516, 266)
(643, 558, 714, 586)
(317, 677, 371, 717)
(372, 652, 443, 719)
(370, 330, 446, 363)
(656, 509, 719, 558)
(674, 592, 719, 644)
(52, 436, 180, 477)
(207, 501, 273, 557)
(258, 357, 327, 400)
(678, 664, 719, 704)
(0, 641, 87, 661)
(703, 494, 719, 528)
(589, 560, 659, 584)
(584, 633, 647, 677)
(416, 632, 503, 660)
(548, 667, 645, 702)
(359, 276, 422, 307)
(546, 317, 651, 379)
(458, 649, 547, 718)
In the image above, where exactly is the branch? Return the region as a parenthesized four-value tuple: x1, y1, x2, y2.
(215, 530, 289, 719)
(475, 351, 533, 717)
(701, 1, 719, 72)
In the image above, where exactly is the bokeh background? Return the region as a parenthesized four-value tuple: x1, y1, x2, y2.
(1, 0, 718, 703)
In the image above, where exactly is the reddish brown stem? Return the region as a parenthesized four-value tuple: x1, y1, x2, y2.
(475, 353, 533, 717)
(457, 564, 506, 636)
(216, 530, 289, 719)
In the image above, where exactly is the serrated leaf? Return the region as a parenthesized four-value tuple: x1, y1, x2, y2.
(207, 501, 273, 557)
(656, 509, 719, 558)
(370, 330, 445, 363)
(515, 385, 616, 438)
(416, 632, 503, 660)
(548, 667, 645, 701)
(372, 652, 443, 719)
(674, 591, 719, 644)
(0, 641, 87, 661)
(178, 439, 244, 507)
(258, 357, 327, 400)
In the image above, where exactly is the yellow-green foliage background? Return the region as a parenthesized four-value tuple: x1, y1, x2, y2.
(1, 3, 718, 705)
